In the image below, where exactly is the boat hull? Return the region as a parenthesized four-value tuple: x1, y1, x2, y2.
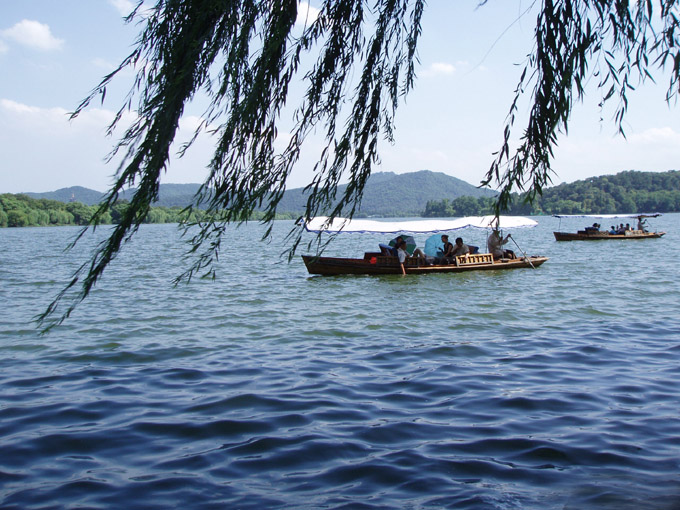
(302, 253, 548, 276)
(554, 231, 665, 241)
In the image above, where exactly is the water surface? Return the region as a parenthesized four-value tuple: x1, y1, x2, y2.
(1, 215, 679, 509)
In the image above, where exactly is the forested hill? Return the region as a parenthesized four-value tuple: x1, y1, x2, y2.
(424, 170, 680, 217)
(532, 170, 680, 214)
(24, 171, 494, 217)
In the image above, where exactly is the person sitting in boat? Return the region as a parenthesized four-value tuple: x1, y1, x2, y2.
(440, 235, 454, 257)
(487, 229, 515, 260)
(450, 237, 470, 258)
(584, 222, 600, 233)
(396, 239, 427, 274)
(616, 223, 626, 234)
(609, 225, 617, 235)
(438, 235, 456, 263)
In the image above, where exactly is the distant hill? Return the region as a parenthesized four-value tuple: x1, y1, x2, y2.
(25, 183, 204, 208)
(526, 169, 680, 215)
(25, 186, 105, 205)
(24, 170, 495, 217)
(423, 169, 680, 216)
(275, 170, 495, 216)
(122, 183, 206, 208)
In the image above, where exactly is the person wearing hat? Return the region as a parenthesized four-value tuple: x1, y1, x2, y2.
(487, 229, 514, 259)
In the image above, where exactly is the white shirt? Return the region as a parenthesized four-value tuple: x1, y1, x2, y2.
(451, 243, 470, 257)
(487, 232, 508, 257)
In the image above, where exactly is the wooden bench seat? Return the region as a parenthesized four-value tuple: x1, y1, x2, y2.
(405, 257, 425, 267)
(372, 255, 427, 267)
(376, 255, 398, 265)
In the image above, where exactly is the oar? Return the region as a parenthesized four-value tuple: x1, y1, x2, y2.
(509, 235, 535, 269)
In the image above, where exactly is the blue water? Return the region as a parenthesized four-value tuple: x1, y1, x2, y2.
(1, 215, 679, 509)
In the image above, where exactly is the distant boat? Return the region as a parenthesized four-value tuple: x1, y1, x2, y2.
(302, 216, 548, 276)
(553, 231, 665, 241)
(553, 213, 666, 241)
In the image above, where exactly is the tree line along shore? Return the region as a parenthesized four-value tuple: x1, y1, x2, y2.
(0, 195, 298, 228)
(2, 170, 679, 228)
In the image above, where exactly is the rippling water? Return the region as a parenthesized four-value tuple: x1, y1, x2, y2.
(1, 215, 679, 509)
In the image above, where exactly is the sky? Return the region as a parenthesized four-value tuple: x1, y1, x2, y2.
(1, 1, 679, 194)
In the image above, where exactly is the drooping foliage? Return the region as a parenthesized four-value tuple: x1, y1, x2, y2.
(484, 0, 680, 215)
(39, 0, 425, 328)
(40, 0, 680, 328)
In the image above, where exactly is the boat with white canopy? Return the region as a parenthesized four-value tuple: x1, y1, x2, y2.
(553, 213, 665, 241)
(302, 216, 548, 276)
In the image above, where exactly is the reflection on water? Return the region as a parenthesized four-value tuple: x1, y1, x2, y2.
(1, 216, 680, 509)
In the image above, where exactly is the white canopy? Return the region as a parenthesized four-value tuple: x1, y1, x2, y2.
(304, 215, 538, 234)
(552, 213, 661, 219)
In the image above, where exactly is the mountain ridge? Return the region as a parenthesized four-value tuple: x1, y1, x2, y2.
(24, 170, 495, 217)
(22, 169, 678, 217)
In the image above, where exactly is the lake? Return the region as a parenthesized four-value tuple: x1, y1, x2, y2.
(1, 214, 679, 509)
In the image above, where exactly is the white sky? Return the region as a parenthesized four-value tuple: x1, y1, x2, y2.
(1, 1, 678, 194)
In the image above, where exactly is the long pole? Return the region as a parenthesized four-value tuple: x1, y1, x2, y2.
(510, 235, 535, 269)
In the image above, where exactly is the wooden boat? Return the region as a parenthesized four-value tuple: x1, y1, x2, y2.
(553, 213, 665, 241)
(553, 230, 665, 241)
(302, 252, 548, 276)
